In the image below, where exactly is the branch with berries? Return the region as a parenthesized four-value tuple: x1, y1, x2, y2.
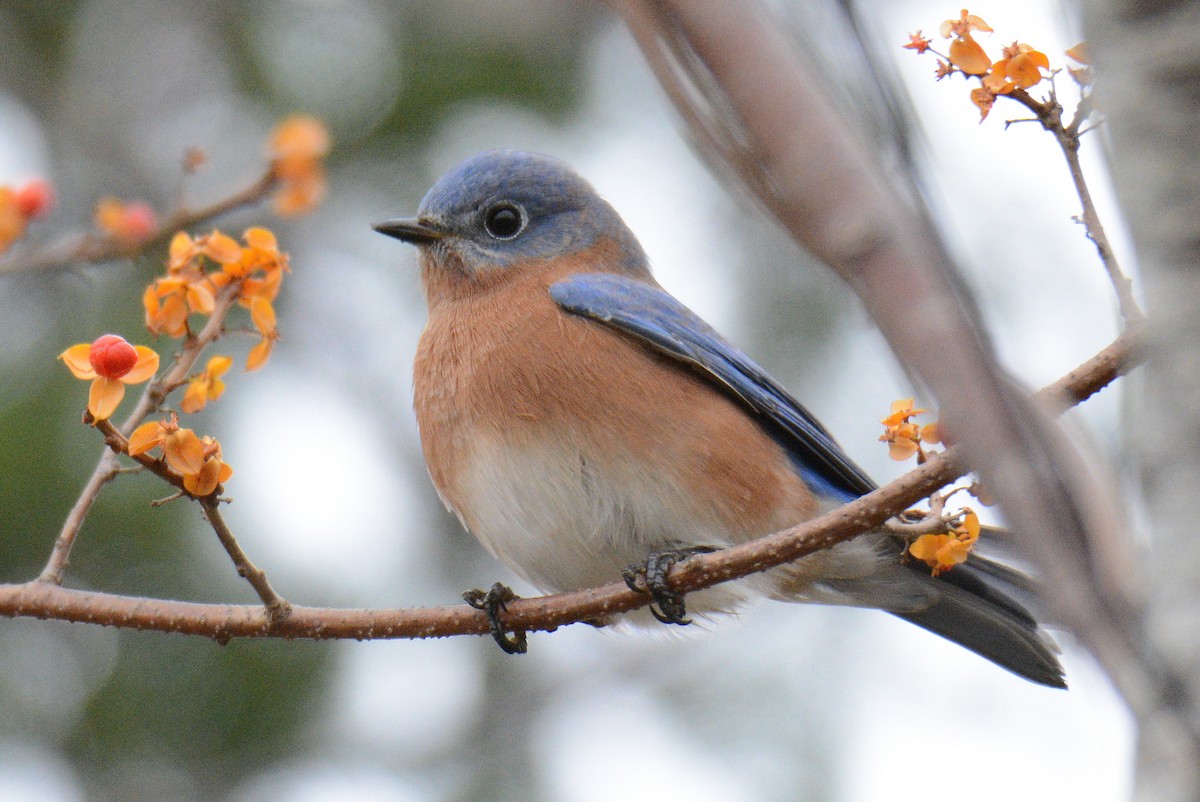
(24, 118, 328, 621)
(904, 10, 1140, 323)
(0, 116, 329, 276)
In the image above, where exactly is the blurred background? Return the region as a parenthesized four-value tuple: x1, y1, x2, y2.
(0, 1, 1135, 800)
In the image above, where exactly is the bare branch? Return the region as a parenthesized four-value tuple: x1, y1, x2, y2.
(200, 499, 291, 622)
(38, 450, 122, 584)
(1003, 86, 1142, 322)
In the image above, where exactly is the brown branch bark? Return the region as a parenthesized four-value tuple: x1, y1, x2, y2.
(54, 411, 290, 617)
(0, 168, 278, 277)
(0, 329, 1139, 641)
(1005, 86, 1142, 322)
(200, 499, 291, 621)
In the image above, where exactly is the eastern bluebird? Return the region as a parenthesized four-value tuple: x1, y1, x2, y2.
(374, 150, 1064, 688)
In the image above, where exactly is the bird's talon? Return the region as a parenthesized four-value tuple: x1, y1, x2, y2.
(624, 547, 716, 626)
(648, 603, 681, 625)
(621, 564, 646, 594)
(463, 582, 528, 654)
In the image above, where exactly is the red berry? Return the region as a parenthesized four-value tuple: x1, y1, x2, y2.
(119, 202, 157, 243)
(14, 179, 54, 219)
(88, 334, 138, 380)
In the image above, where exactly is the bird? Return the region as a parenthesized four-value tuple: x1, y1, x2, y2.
(373, 149, 1065, 688)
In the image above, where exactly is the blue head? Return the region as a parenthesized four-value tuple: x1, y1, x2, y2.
(374, 150, 648, 279)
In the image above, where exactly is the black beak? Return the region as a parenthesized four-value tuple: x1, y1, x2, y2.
(372, 217, 445, 245)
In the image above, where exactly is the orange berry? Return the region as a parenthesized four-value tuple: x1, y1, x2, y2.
(97, 198, 158, 244)
(119, 202, 158, 243)
(88, 334, 138, 380)
(15, 179, 54, 219)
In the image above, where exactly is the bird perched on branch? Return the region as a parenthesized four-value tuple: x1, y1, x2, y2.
(374, 149, 1064, 688)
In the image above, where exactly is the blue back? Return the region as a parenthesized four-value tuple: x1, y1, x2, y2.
(551, 273, 876, 504)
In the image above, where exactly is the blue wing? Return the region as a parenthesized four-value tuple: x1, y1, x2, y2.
(550, 273, 876, 504)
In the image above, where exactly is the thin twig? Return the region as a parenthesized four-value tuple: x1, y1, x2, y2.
(882, 490, 955, 537)
(201, 500, 291, 623)
(0, 168, 278, 277)
(22, 156, 274, 586)
(38, 450, 121, 584)
(1005, 87, 1143, 322)
(78, 415, 290, 618)
(1061, 134, 1141, 321)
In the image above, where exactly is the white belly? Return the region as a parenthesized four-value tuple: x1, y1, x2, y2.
(445, 429, 921, 619)
(456, 436, 738, 594)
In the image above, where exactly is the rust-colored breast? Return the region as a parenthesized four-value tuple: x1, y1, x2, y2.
(412, 243, 819, 572)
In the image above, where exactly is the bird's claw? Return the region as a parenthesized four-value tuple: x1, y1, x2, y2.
(463, 582, 528, 654)
(622, 546, 716, 626)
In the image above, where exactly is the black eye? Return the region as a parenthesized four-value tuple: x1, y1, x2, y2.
(483, 203, 525, 240)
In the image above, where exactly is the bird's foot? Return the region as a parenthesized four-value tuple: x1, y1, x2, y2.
(463, 582, 528, 654)
(622, 546, 716, 626)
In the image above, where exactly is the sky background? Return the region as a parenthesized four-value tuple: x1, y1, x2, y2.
(0, 1, 1135, 800)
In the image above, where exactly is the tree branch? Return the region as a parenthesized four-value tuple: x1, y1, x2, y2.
(2, 329, 1140, 641)
(0, 168, 279, 277)
(1005, 87, 1142, 322)
(200, 499, 291, 622)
